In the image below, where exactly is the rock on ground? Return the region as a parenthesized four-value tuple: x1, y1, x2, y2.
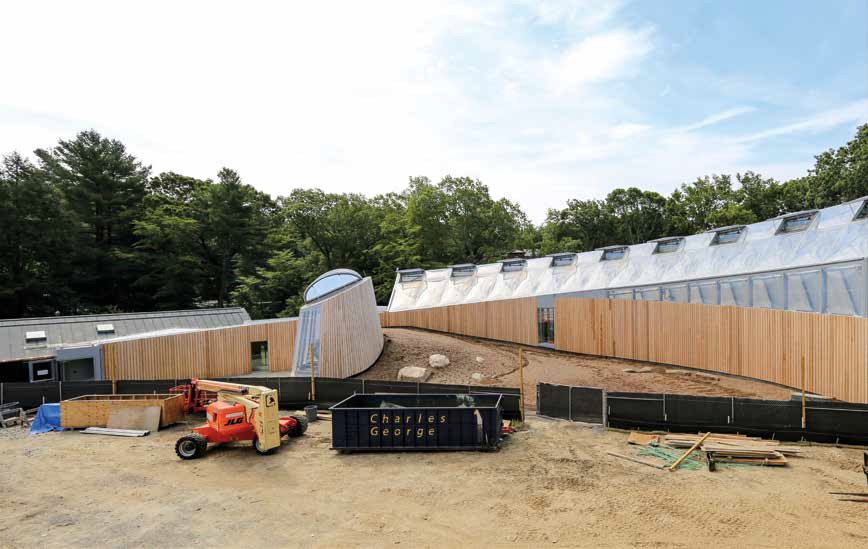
(623, 367, 653, 374)
(397, 366, 431, 382)
(471, 373, 484, 382)
(475, 356, 485, 364)
(429, 354, 450, 368)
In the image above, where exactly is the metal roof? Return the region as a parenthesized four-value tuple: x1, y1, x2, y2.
(0, 308, 250, 363)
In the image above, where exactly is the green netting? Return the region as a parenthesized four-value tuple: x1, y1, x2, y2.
(638, 446, 703, 470)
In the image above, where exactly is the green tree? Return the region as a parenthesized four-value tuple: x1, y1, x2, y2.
(605, 187, 669, 244)
(35, 130, 149, 311)
(0, 153, 75, 317)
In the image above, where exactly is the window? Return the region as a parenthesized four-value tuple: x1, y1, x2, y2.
(303, 269, 361, 302)
(854, 199, 868, 221)
(537, 307, 554, 344)
(776, 211, 816, 234)
(710, 226, 744, 245)
(450, 264, 476, 278)
(500, 259, 526, 273)
(651, 237, 683, 254)
(251, 341, 269, 372)
(397, 269, 425, 283)
(548, 253, 576, 267)
(600, 246, 628, 261)
(29, 360, 55, 382)
(96, 323, 115, 334)
(25, 330, 46, 343)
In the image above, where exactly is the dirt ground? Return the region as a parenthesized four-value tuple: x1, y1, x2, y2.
(362, 328, 794, 407)
(2, 415, 867, 548)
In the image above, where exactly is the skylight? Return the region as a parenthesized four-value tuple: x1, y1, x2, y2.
(96, 323, 115, 334)
(599, 246, 628, 261)
(548, 253, 576, 267)
(776, 211, 817, 234)
(854, 199, 868, 221)
(397, 269, 425, 283)
(651, 237, 684, 254)
(450, 264, 476, 278)
(710, 226, 745, 245)
(500, 259, 527, 273)
(25, 330, 47, 342)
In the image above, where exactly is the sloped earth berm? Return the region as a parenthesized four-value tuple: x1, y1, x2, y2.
(361, 328, 793, 409)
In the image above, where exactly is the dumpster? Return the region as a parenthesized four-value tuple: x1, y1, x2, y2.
(330, 393, 503, 451)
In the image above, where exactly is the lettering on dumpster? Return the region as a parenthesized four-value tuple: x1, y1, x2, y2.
(369, 412, 449, 440)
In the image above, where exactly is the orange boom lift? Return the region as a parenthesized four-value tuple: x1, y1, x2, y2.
(174, 378, 307, 459)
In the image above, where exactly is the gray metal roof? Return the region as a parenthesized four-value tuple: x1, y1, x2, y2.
(0, 308, 250, 363)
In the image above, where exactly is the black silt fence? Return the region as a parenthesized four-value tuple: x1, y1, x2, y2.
(0, 377, 522, 420)
(536, 383, 605, 424)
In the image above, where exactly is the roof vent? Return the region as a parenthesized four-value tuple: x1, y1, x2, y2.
(25, 330, 47, 342)
(96, 323, 115, 334)
(599, 246, 629, 261)
(650, 237, 684, 254)
(499, 258, 527, 273)
(397, 268, 425, 283)
(776, 211, 817, 234)
(710, 226, 745, 245)
(547, 253, 577, 267)
(450, 264, 477, 278)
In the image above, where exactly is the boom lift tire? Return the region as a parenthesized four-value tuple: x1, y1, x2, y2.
(176, 433, 207, 460)
(289, 415, 309, 437)
(253, 436, 274, 455)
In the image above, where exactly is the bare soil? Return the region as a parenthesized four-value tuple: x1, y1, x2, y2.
(362, 328, 794, 408)
(2, 417, 867, 548)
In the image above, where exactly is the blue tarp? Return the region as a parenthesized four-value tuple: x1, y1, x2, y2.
(29, 403, 63, 435)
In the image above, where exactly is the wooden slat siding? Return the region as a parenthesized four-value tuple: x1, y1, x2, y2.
(100, 318, 299, 381)
(319, 278, 384, 378)
(554, 297, 868, 404)
(381, 298, 537, 346)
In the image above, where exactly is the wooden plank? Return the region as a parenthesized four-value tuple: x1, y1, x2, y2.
(82, 427, 149, 437)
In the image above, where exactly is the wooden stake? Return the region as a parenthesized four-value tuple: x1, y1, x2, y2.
(801, 356, 806, 429)
(309, 343, 316, 401)
(668, 432, 710, 471)
(607, 451, 664, 470)
(518, 347, 525, 422)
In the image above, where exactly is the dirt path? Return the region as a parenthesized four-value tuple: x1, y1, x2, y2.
(362, 329, 794, 407)
(1, 417, 866, 548)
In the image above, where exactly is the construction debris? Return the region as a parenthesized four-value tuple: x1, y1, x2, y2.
(627, 432, 660, 446)
(624, 431, 799, 470)
(82, 427, 149, 437)
(607, 451, 664, 469)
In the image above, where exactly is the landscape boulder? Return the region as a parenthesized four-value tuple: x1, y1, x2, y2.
(397, 366, 431, 382)
(428, 354, 450, 368)
(623, 366, 653, 374)
(475, 356, 485, 364)
(471, 372, 485, 382)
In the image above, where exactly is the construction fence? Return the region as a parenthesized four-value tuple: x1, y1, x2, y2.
(0, 377, 523, 420)
(537, 382, 868, 445)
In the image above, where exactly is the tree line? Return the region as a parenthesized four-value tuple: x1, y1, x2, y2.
(1, 125, 865, 320)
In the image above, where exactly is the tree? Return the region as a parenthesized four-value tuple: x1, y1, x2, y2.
(604, 187, 669, 244)
(539, 199, 614, 254)
(0, 153, 75, 317)
(792, 123, 868, 208)
(35, 130, 149, 311)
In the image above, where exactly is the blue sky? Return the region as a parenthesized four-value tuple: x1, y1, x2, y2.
(1, 0, 866, 222)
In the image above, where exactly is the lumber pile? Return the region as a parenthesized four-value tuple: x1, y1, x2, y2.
(620, 431, 800, 469)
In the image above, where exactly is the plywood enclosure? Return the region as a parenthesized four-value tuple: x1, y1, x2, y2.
(60, 394, 185, 428)
(380, 297, 538, 346)
(101, 319, 297, 381)
(318, 278, 385, 378)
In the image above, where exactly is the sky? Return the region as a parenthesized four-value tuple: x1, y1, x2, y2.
(1, 0, 866, 222)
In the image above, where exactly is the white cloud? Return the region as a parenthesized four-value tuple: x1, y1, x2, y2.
(677, 106, 756, 133)
(549, 28, 654, 91)
(736, 99, 868, 143)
